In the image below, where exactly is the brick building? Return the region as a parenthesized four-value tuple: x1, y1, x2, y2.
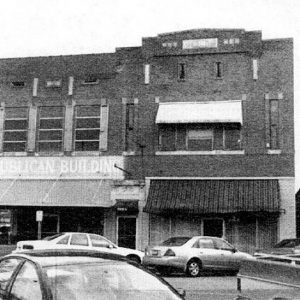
(0, 28, 294, 254)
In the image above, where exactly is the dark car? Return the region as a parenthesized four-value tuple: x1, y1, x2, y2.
(0, 249, 185, 300)
(253, 238, 300, 257)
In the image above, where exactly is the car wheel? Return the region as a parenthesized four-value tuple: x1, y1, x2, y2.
(127, 255, 141, 264)
(186, 259, 201, 277)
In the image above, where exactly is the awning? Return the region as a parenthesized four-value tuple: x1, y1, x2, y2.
(155, 101, 243, 124)
(0, 179, 112, 207)
(144, 179, 280, 214)
(114, 200, 139, 214)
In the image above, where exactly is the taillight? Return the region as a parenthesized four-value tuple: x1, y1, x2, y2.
(164, 249, 175, 256)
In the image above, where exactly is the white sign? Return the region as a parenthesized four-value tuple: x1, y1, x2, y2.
(0, 156, 124, 179)
(182, 38, 218, 49)
(36, 211, 43, 222)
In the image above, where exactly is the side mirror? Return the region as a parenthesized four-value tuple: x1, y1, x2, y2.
(232, 248, 237, 253)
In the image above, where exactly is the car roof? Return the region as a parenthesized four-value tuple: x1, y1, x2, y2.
(5, 249, 127, 267)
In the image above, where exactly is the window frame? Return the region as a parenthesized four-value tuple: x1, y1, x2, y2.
(3, 107, 29, 152)
(74, 105, 101, 152)
(37, 106, 65, 153)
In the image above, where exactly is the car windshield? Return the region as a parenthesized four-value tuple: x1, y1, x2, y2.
(45, 261, 181, 300)
(160, 237, 191, 246)
(274, 239, 299, 248)
(42, 233, 64, 241)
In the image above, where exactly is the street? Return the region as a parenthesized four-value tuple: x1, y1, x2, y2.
(164, 275, 300, 300)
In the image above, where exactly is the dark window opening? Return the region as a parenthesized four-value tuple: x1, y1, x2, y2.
(270, 99, 279, 149)
(215, 62, 223, 78)
(11, 81, 25, 87)
(159, 124, 241, 152)
(178, 63, 186, 80)
(82, 76, 99, 84)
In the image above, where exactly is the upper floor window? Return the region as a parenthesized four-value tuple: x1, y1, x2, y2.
(37, 106, 64, 152)
(75, 105, 101, 151)
(215, 62, 223, 78)
(159, 124, 241, 152)
(182, 38, 218, 49)
(270, 100, 279, 149)
(178, 63, 186, 80)
(3, 107, 28, 152)
(45, 79, 62, 88)
(162, 41, 178, 48)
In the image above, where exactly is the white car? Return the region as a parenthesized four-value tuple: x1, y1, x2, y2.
(14, 232, 144, 264)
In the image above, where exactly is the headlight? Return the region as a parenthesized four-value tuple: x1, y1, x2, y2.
(164, 249, 175, 256)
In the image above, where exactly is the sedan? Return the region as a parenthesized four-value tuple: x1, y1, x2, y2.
(253, 238, 300, 257)
(14, 232, 144, 264)
(143, 236, 252, 277)
(0, 249, 185, 299)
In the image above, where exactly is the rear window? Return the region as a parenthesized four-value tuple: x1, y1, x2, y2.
(160, 237, 191, 246)
(43, 234, 64, 241)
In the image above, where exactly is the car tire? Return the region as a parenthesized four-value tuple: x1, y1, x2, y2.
(127, 255, 141, 264)
(186, 259, 201, 277)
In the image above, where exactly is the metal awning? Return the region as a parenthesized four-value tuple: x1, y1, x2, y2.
(144, 179, 280, 214)
(155, 101, 243, 124)
(0, 179, 112, 207)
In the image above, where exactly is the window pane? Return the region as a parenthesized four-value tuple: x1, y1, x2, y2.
(3, 142, 26, 152)
(76, 118, 100, 129)
(38, 142, 62, 152)
(0, 258, 21, 291)
(10, 261, 42, 300)
(4, 131, 27, 141)
(5, 107, 28, 118)
(39, 106, 64, 118)
(75, 141, 99, 151)
(224, 128, 241, 150)
(75, 130, 99, 140)
(89, 234, 111, 248)
(160, 126, 176, 151)
(70, 234, 88, 246)
(76, 106, 100, 117)
(270, 125, 278, 149)
(188, 139, 212, 151)
(57, 235, 70, 245)
(5, 120, 28, 130)
(40, 119, 63, 129)
(39, 130, 63, 141)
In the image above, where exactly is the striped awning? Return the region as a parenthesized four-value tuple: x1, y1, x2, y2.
(0, 179, 112, 207)
(144, 179, 280, 214)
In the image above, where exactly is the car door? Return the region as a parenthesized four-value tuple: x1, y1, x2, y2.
(8, 261, 43, 300)
(0, 258, 22, 300)
(192, 238, 221, 270)
(89, 234, 116, 254)
(213, 238, 240, 270)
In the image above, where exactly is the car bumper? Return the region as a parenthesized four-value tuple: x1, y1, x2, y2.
(143, 255, 187, 271)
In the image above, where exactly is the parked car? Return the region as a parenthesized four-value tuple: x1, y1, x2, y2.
(253, 238, 300, 257)
(13, 232, 144, 264)
(0, 249, 185, 299)
(143, 236, 252, 277)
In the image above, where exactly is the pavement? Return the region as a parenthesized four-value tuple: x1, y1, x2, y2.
(164, 275, 300, 300)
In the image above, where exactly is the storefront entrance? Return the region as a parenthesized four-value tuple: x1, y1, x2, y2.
(117, 216, 136, 249)
(203, 219, 224, 237)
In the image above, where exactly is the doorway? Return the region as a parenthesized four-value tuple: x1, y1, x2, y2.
(117, 216, 136, 249)
(203, 219, 224, 237)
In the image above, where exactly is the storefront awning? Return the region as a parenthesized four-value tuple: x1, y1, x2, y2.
(144, 179, 280, 214)
(0, 179, 112, 207)
(155, 101, 243, 124)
